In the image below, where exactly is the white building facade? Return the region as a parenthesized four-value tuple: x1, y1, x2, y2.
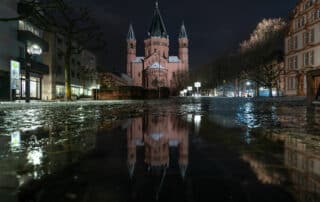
(284, 0, 320, 101)
(42, 33, 98, 100)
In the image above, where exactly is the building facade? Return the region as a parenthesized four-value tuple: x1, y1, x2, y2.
(126, 2, 189, 94)
(0, 0, 49, 101)
(0, 1, 98, 101)
(42, 32, 98, 100)
(284, 0, 320, 101)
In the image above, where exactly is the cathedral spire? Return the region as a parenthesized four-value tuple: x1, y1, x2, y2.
(179, 21, 188, 39)
(148, 1, 168, 38)
(127, 24, 136, 40)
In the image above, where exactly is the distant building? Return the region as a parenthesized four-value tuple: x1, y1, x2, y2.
(284, 0, 320, 101)
(42, 32, 98, 100)
(126, 2, 189, 94)
(99, 72, 131, 89)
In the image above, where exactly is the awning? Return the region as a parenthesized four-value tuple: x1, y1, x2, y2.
(18, 58, 49, 75)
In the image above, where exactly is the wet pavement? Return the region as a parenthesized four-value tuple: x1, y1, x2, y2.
(0, 98, 319, 202)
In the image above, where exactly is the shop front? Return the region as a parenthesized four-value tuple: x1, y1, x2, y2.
(55, 84, 92, 99)
(15, 59, 49, 100)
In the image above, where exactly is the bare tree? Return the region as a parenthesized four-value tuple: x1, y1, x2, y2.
(172, 70, 189, 92)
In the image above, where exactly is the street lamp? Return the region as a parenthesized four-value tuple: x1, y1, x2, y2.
(194, 82, 201, 96)
(183, 89, 188, 96)
(25, 43, 43, 103)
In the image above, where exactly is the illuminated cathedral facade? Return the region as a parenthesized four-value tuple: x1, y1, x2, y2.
(126, 2, 189, 92)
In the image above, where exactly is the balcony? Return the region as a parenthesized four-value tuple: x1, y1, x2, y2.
(17, 30, 49, 52)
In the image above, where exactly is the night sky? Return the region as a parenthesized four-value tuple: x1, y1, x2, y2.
(76, 0, 296, 73)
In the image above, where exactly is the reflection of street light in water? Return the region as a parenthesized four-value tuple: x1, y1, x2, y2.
(194, 115, 201, 134)
(10, 131, 21, 152)
(246, 81, 252, 97)
(27, 135, 43, 166)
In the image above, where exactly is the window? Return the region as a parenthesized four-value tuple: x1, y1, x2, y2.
(304, 52, 309, 66)
(56, 85, 65, 97)
(294, 36, 298, 49)
(287, 77, 296, 90)
(57, 37, 63, 44)
(288, 36, 298, 51)
(71, 70, 75, 78)
(57, 50, 64, 60)
(303, 50, 314, 66)
(288, 56, 298, 70)
(303, 29, 315, 45)
(57, 65, 63, 74)
(304, 0, 316, 10)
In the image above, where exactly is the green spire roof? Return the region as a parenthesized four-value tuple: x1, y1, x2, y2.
(179, 22, 188, 39)
(127, 24, 135, 40)
(148, 2, 168, 38)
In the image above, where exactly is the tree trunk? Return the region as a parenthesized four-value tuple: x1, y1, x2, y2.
(25, 53, 31, 103)
(64, 34, 73, 101)
(255, 85, 260, 97)
(269, 86, 273, 98)
(64, 51, 72, 101)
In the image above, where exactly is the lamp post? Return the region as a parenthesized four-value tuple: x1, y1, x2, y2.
(183, 89, 188, 97)
(187, 86, 192, 96)
(194, 82, 201, 96)
(25, 43, 43, 103)
(246, 81, 251, 97)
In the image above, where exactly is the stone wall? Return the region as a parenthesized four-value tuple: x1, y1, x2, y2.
(94, 86, 170, 100)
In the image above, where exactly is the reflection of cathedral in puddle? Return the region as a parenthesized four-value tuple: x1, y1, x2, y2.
(126, 114, 189, 199)
(284, 135, 320, 201)
(127, 114, 189, 177)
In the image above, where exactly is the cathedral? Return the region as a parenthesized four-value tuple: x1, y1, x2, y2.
(126, 2, 189, 93)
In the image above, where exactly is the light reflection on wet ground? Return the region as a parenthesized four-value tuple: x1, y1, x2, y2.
(0, 98, 319, 202)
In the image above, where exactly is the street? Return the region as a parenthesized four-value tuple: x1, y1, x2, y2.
(0, 97, 319, 202)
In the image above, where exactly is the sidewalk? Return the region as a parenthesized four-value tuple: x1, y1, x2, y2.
(252, 96, 307, 103)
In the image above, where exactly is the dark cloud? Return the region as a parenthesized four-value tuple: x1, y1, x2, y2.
(75, 0, 296, 72)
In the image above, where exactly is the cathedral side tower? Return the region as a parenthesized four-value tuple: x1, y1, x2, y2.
(179, 22, 189, 72)
(127, 24, 136, 77)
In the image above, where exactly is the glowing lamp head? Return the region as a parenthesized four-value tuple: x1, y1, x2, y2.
(27, 44, 42, 55)
(194, 82, 201, 88)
